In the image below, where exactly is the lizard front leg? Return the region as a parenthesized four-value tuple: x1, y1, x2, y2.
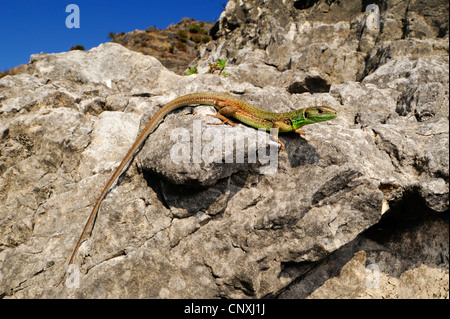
(271, 121, 286, 152)
(295, 128, 306, 137)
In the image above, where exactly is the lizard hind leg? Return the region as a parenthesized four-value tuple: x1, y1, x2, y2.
(206, 113, 236, 127)
(207, 105, 238, 127)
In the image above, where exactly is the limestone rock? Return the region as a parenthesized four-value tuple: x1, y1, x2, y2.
(0, 1, 448, 299)
(200, 0, 448, 85)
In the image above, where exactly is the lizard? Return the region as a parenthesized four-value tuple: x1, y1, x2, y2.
(62, 92, 337, 280)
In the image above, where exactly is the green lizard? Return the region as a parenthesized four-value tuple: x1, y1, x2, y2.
(63, 92, 337, 276)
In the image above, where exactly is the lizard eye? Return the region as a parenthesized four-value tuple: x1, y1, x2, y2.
(317, 108, 323, 114)
(284, 119, 291, 125)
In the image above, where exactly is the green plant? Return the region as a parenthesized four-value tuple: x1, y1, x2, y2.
(217, 59, 226, 69)
(186, 65, 198, 75)
(168, 44, 175, 53)
(208, 59, 228, 76)
(185, 59, 229, 77)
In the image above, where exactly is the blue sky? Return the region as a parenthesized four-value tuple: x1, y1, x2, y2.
(0, 0, 226, 71)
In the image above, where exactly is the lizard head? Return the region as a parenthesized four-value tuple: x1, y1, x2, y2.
(292, 106, 338, 129)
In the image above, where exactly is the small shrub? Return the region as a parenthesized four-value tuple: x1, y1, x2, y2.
(189, 24, 201, 33)
(70, 44, 85, 51)
(189, 24, 208, 35)
(190, 35, 201, 43)
(177, 30, 188, 42)
(177, 41, 187, 51)
(107, 31, 117, 40)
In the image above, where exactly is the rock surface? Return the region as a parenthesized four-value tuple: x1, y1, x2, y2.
(0, 0, 448, 299)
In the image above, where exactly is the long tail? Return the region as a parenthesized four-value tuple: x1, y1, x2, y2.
(64, 93, 225, 268)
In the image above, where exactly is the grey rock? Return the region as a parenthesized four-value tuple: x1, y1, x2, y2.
(201, 0, 448, 84)
(0, 1, 448, 299)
